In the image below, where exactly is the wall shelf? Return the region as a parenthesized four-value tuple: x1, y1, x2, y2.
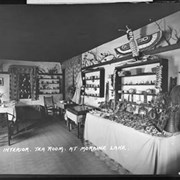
(0, 72, 9, 74)
(40, 83, 59, 85)
(125, 101, 152, 108)
(38, 73, 62, 75)
(119, 72, 156, 77)
(85, 87, 100, 89)
(39, 93, 60, 95)
(120, 92, 157, 96)
(115, 58, 168, 106)
(82, 68, 105, 98)
(84, 78, 100, 81)
(40, 89, 60, 90)
(39, 78, 60, 80)
(122, 84, 155, 86)
(38, 73, 62, 95)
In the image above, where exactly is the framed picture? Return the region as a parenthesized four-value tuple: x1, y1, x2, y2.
(0, 77, 4, 86)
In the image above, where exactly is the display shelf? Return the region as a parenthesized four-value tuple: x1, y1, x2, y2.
(84, 94, 100, 97)
(39, 78, 60, 80)
(38, 73, 62, 75)
(85, 88, 100, 89)
(38, 73, 62, 95)
(85, 85, 100, 88)
(125, 101, 152, 107)
(120, 72, 156, 77)
(82, 68, 105, 98)
(39, 89, 60, 90)
(40, 83, 59, 85)
(122, 84, 155, 86)
(121, 92, 157, 96)
(115, 58, 168, 107)
(84, 78, 100, 81)
(0, 72, 9, 74)
(39, 93, 60, 95)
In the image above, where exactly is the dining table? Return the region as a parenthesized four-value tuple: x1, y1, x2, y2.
(0, 105, 16, 121)
(65, 105, 93, 138)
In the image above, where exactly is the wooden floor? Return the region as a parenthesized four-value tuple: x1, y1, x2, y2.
(0, 116, 119, 175)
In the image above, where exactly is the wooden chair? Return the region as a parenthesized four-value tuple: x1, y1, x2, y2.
(0, 112, 15, 146)
(44, 96, 59, 116)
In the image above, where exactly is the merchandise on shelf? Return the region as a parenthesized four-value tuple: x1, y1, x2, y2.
(82, 68, 105, 97)
(87, 58, 170, 136)
(115, 59, 168, 107)
(91, 92, 176, 137)
(38, 73, 62, 95)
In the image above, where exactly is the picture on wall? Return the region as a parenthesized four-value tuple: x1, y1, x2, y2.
(0, 77, 4, 86)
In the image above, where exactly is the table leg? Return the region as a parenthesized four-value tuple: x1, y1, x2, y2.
(66, 119, 68, 127)
(68, 118, 73, 131)
(68, 118, 70, 131)
(60, 108, 63, 116)
(78, 122, 80, 139)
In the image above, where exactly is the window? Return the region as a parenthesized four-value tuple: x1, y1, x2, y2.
(8, 65, 38, 101)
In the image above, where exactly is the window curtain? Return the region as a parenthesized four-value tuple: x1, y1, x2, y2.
(8, 65, 38, 101)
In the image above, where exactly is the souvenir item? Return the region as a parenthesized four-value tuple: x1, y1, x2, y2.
(127, 104, 136, 113)
(164, 85, 180, 133)
(146, 89, 156, 94)
(128, 88, 136, 94)
(130, 68, 143, 75)
(157, 110, 168, 131)
(138, 105, 148, 117)
(118, 70, 131, 77)
(155, 65, 162, 90)
(148, 108, 157, 121)
(137, 94, 142, 104)
(151, 67, 157, 73)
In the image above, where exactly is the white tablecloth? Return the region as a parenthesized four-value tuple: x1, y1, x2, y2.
(0, 106, 16, 121)
(65, 109, 84, 125)
(56, 102, 65, 110)
(84, 112, 180, 175)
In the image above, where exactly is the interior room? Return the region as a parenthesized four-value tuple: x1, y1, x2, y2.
(1, 2, 180, 176)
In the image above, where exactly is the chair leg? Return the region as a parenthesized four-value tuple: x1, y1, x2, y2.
(8, 127, 11, 146)
(16, 121, 19, 133)
(8, 136, 10, 146)
(78, 122, 80, 139)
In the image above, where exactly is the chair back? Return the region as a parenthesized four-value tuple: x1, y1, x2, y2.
(0, 113, 8, 130)
(44, 96, 55, 108)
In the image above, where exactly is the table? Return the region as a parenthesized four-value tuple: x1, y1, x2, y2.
(66, 105, 92, 138)
(0, 106, 16, 121)
(56, 101, 76, 117)
(15, 104, 45, 121)
(84, 112, 180, 175)
(15, 104, 45, 132)
(0, 105, 18, 144)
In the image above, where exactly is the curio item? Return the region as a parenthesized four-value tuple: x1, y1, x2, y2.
(138, 105, 148, 117)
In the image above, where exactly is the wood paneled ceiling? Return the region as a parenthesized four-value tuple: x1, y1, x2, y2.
(0, 3, 180, 63)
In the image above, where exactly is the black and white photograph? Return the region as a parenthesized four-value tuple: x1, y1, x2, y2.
(0, 0, 180, 178)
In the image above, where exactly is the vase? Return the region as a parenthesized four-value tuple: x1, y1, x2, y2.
(164, 111, 179, 133)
